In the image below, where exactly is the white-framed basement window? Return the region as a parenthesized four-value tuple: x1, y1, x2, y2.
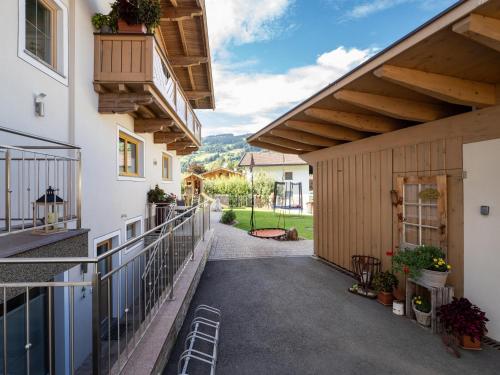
(18, 0, 69, 85)
(396, 175, 447, 250)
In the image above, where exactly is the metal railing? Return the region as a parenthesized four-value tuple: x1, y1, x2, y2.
(152, 42, 202, 143)
(0, 201, 211, 375)
(0, 126, 81, 236)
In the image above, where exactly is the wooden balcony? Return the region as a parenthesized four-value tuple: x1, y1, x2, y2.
(94, 33, 202, 153)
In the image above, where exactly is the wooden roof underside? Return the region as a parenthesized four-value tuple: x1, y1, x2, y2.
(247, 0, 500, 154)
(158, 0, 215, 109)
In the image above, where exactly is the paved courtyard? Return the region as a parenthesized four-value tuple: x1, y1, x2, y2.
(164, 257, 500, 375)
(209, 211, 314, 260)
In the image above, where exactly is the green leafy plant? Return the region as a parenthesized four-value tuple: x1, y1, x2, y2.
(111, 0, 161, 32)
(413, 295, 431, 313)
(372, 271, 399, 293)
(139, 0, 161, 32)
(221, 209, 236, 225)
(147, 184, 166, 203)
(91, 13, 112, 31)
(393, 245, 445, 279)
(438, 298, 488, 341)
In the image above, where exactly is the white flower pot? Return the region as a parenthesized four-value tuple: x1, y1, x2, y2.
(412, 301, 431, 327)
(416, 269, 449, 288)
(392, 300, 405, 316)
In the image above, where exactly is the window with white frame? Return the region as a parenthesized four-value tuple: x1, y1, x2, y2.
(284, 171, 293, 181)
(125, 218, 142, 241)
(397, 175, 447, 249)
(19, 0, 68, 84)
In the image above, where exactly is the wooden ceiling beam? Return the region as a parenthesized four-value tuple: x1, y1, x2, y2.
(258, 136, 321, 152)
(135, 119, 175, 133)
(285, 120, 365, 142)
(305, 106, 402, 133)
(184, 90, 211, 100)
(332, 90, 455, 123)
(453, 14, 500, 53)
(161, 7, 203, 21)
(98, 94, 153, 114)
(153, 132, 185, 144)
(170, 0, 178, 7)
(271, 128, 340, 147)
(249, 140, 304, 155)
(374, 65, 497, 107)
(170, 56, 209, 67)
(167, 141, 196, 151)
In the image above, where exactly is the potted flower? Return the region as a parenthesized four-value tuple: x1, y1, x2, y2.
(91, 13, 114, 33)
(412, 296, 431, 327)
(111, 0, 161, 34)
(393, 245, 450, 288)
(439, 298, 488, 350)
(372, 271, 399, 306)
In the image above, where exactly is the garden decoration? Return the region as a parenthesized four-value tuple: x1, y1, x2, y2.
(438, 298, 488, 350)
(412, 296, 432, 327)
(248, 153, 287, 240)
(349, 255, 381, 298)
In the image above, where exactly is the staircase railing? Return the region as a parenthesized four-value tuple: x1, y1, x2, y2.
(0, 201, 211, 375)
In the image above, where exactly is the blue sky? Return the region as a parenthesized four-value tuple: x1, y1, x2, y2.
(200, 0, 457, 136)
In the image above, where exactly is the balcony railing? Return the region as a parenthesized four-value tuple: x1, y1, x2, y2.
(0, 126, 81, 236)
(94, 34, 202, 144)
(0, 201, 211, 374)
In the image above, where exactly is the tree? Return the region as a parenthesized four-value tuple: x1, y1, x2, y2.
(187, 162, 206, 175)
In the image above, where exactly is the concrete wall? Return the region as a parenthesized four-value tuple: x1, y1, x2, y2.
(463, 139, 500, 341)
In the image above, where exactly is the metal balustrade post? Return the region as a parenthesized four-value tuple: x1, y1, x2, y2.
(191, 214, 195, 261)
(168, 225, 174, 300)
(5, 149, 12, 232)
(76, 151, 82, 229)
(201, 204, 205, 241)
(92, 272, 101, 375)
(208, 203, 211, 230)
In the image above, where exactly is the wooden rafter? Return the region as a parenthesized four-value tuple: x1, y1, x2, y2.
(258, 136, 321, 152)
(98, 94, 153, 114)
(135, 119, 175, 133)
(249, 140, 304, 155)
(305, 106, 402, 133)
(184, 91, 211, 100)
(167, 141, 195, 150)
(161, 7, 203, 21)
(170, 0, 178, 7)
(453, 14, 500, 53)
(285, 120, 365, 141)
(153, 132, 185, 144)
(170, 56, 209, 67)
(271, 129, 340, 147)
(374, 65, 497, 107)
(332, 90, 455, 123)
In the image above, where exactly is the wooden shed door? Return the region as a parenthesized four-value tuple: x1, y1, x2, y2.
(396, 176, 447, 250)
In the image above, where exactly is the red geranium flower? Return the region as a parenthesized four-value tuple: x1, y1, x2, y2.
(403, 265, 410, 274)
(386, 250, 394, 256)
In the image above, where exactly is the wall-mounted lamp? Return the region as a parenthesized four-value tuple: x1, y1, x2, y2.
(35, 93, 47, 117)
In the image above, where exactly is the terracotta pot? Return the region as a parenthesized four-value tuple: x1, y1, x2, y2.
(460, 335, 482, 350)
(118, 19, 147, 33)
(416, 269, 449, 288)
(377, 291, 393, 306)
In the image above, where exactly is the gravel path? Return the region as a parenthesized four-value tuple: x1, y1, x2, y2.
(209, 211, 314, 260)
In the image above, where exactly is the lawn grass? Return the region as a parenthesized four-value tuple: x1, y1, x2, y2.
(228, 208, 314, 240)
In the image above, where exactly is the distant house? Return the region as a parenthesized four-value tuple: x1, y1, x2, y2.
(239, 152, 312, 211)
(201, 167, 243, 180)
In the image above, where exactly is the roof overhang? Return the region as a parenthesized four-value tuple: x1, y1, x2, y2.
(157, 0, 215, 109)
(247, 0, 500, 154)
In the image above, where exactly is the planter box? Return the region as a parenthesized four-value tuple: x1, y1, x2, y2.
(416, 269, 449, 288)
(118, 19, 147, 33)
(377, 291, 393, 306)
(460, 335, 482, 350)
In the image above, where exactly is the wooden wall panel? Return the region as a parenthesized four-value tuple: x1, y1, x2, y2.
(309, 106, 500, 296)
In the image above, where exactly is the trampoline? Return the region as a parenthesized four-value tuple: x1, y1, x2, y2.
(247, 153, 287, 240)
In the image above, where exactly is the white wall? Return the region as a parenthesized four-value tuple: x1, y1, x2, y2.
(463, 138, 500, 341)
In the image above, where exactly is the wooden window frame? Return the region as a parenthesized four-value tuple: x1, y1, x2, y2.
(25, 0, 58, 69)
(396, 175, 448, 250)
(162, 153, 172, 181)
(119, 131, 140, 177)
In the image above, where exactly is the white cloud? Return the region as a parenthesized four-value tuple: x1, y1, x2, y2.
(343, 0, 455, 19)
(205, 0, 293, 57)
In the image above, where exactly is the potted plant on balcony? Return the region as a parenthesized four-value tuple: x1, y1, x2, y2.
(438, 298, 488, 350)
(393, 245, 451, 288)
(372, 271, 399, 306)
(412, 295, 431, 327)
(111, 0, 161, 34)
(91, 13, 114, 33)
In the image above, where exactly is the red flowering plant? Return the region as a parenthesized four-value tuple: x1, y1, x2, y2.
(438, 298, 488, 342)
(392, 245, 445, 279)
